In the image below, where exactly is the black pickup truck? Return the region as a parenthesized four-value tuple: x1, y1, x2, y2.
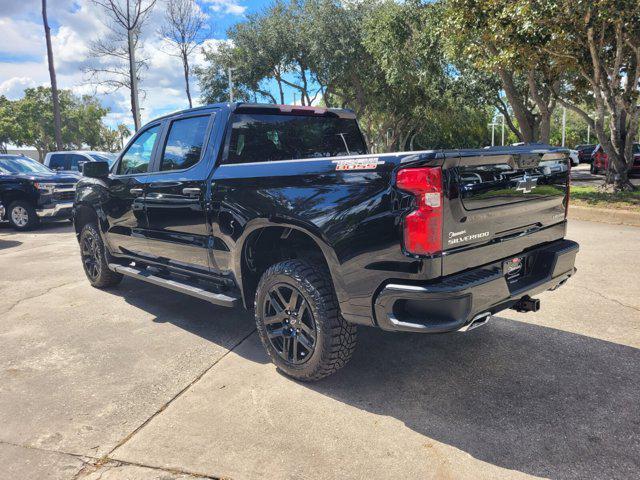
(73, 103, 578, 381)
(1, 154, 79, 230)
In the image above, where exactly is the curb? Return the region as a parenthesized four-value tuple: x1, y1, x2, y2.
(569, 204, 640, 227)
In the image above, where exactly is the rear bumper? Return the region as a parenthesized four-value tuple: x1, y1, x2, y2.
(373, 239, 579, 333)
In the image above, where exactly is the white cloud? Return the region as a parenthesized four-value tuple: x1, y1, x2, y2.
(0, 76, 37, 99)
(0, 0, 237, 131)
(202, 0, 246, 15)
(0, 17, 44, 57)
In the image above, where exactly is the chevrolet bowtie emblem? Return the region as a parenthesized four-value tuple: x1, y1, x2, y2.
(516, 173, 538, 194)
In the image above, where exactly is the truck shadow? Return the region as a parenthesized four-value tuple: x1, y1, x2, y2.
(109, 278, 263, 360)
(303, 318, 640, 479)
(105, 279, 639, 479)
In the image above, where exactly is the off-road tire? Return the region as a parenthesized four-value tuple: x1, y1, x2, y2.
(79, 222, 123, 288)
(8, 200, 39, 231)
(255, 259, 357, 381)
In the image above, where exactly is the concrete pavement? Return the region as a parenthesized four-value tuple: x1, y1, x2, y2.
(0, 219, 638, 479)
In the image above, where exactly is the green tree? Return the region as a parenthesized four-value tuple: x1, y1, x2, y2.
(527, 0, 640, 190)
(196, 43, 254, 104)
(196, 0, 493, 151)
(0, 96, 16, 153)
(8, 87, 109, 160)
(444, 0, 561, 143)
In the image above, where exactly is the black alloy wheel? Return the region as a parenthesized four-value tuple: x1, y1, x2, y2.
(263, 283, 317, 364)
(81, 229, 101, 281)
(255, 259, 357, 381)
(79, 223, 123, 288)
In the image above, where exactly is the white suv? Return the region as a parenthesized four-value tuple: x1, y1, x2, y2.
(44, 151, 117, 173)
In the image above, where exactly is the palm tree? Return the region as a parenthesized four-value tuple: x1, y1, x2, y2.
(41, 0, 63, 150)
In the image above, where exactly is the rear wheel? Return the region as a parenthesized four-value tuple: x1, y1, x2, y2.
(255, 259, 357, 381)
(79, 223, 123, 288)
(8, 200, 39, 231)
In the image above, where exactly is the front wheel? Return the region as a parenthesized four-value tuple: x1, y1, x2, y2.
(255, 259, 357, 381)
(8, 200, 39, 231)
(79, 223, 123, 288)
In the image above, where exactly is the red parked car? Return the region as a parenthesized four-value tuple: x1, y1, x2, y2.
(590, 143, 640, 175)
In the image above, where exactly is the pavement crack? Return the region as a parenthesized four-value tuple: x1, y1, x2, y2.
(0, 440, 223, 479)
(0, 280, 84, 315)
(575, 285, 640, 313)
(0, 439, 95, 460)
(106, 328, 257, 457)
(79, 458, 224, 480)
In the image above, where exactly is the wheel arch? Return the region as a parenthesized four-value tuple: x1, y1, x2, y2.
(72, 202, 109, 242)
(235, 223, 345, 310)
(2, 189, 31, 209)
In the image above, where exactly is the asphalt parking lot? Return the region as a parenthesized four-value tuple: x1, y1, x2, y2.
(0, 218, 639, 480)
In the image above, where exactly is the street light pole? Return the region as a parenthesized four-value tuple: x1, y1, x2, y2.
(488, 118, 500, 146)
(228, 67, 234, 103)
(501, 114, 505, 146)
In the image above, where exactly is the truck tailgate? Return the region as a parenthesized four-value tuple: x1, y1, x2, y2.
(441, 148, 569, 276)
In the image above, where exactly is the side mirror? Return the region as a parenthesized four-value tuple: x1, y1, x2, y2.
(83, 161, 110, 179)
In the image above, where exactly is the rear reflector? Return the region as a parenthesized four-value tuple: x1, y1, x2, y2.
(396, 167, 443, 255)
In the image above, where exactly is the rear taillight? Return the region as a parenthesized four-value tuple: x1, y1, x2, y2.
(396, 167, 443, 256)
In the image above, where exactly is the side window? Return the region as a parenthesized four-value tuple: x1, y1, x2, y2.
(49, 154, 68, 170)
(68, 154, 87, 171)
(159, 115, 210, 171)
(118, 125, 160, 175)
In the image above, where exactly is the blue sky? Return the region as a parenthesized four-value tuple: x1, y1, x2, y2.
(0, 0, 279, 131)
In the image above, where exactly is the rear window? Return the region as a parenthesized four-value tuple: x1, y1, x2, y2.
(225, 113, 367, 164)
(49, 154, 68, 170)
(160, 115, 210, 171)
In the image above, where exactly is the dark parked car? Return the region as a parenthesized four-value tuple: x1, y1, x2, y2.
(73, 103, 578, 381)
(575, 144, 596, 163)
(0, 154, 79, 230)
(590, 143, 640, 175)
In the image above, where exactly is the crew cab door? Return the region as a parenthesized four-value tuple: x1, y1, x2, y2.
(143, 112, 216, 272)
(104, 123, 161, 257)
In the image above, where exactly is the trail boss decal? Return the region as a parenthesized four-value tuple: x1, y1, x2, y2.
(447, 229, 490, 246)
(333, 158, 384, 171)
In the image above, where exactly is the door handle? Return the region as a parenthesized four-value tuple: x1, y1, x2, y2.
(182, 187, 201, 197)
(130, 188, 144, 196)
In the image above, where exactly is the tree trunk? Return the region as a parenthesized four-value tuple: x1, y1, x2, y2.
(495, 65, 537, 142)
(538, 111, 552, 144)
(274, 69, 285, 104)
(42, 0, 63, 151)
(127, 28, 141, 130)
(182, 51, 192, 108)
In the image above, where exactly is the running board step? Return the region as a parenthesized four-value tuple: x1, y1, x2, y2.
(108, 264, 238, 307)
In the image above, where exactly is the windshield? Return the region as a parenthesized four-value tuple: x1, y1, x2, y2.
(226, 113, 367, 164)
(89, 153, 117, 167)
(0, 156, 53, 175)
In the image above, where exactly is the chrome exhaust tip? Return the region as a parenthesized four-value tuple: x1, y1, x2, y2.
(458, 312, 491, 333)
